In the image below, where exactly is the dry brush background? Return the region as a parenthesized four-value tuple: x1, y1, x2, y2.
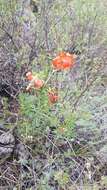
(0, 0, 107, 189)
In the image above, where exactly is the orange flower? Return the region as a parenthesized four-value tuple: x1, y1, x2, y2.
(48, 90, 59, 104)
(34, 79, 44, 89)
(52, 52, 76, 70)
(59, 127, 65, 133)
(25, 70, 44, 91)
(26, 72, 33, 81)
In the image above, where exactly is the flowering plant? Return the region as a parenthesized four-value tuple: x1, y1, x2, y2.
(25, 52, 76, 105)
